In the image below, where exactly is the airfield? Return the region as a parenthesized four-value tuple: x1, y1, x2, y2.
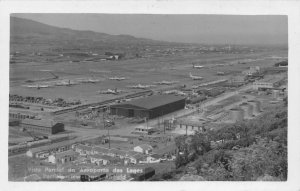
(9, 44, 288, 181)
(10, 50, 287, 104)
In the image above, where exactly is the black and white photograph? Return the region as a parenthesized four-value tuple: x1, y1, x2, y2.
(8, 13, 288, 182)
(1, 0, 300, 190)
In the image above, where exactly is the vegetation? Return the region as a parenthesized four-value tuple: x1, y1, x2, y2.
(151, 106, 287, 181)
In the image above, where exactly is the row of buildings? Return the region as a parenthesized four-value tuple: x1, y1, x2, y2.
(26, 139, 177, 165)
(252, 76, 287, 91)
(9, 108, 65, 135)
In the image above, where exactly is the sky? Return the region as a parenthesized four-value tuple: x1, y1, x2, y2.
(13, 14, 288, 45)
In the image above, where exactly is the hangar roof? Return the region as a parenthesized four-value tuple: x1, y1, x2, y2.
(21, 118, 57, 128)
(110, 94, 185, 110)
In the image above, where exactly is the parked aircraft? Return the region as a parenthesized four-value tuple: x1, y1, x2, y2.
(55, 80, 79, 86)
(189, 73, 204, 80)
(163, 90, 186, 96)
(109, 76, 127, 81)
(192, 64, 205, 69)
(22, 84, 52, 89)
(154, 80, 178, 85)
(98, 88, 124, 95)
(127, 84, 156, 89)
(76, 78, 101, 83)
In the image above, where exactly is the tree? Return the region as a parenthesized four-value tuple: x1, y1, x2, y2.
(230, 137, 287, 181)
(190, 132, 212, 155)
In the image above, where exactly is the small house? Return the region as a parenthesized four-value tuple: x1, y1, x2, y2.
(90, 154, 111, 166)
(125, 153, 145, 164)
(134, 144, 153, 154)
(48, 150, 79, 164)
(75, 144, 93, 156)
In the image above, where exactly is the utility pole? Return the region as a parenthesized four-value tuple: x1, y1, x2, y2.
(186, 125, 188, 136)
(157, 115, 160, 130)
(103, 112, 111, 149)
(107, 122, 111, 149)
(162, 111, 165, 134)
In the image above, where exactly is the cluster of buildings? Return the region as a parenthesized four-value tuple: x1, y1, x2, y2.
(9, 111, 36, 121)
(26, 139, 178, 166)
(252, 76, 287, 91)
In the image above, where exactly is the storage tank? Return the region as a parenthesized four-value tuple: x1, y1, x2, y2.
(255, 101, 262, 112)
(229, 108, 244, 122)
(247, 104, 254, 117)
(273, 90, 280, 99)
(240, 104, 252, 119)
(248, 100, 261, 115)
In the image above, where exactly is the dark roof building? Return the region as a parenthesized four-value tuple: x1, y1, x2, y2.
(110, 95, 186, 119)
(21, 118, 64, 135)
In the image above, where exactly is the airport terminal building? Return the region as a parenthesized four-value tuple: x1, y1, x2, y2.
(110, 95, 186, 119)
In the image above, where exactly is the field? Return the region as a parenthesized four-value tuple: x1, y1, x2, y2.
(10, 49, 287, 104)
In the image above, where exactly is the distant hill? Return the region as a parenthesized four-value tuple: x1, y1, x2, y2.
(10, 17, 166, 52)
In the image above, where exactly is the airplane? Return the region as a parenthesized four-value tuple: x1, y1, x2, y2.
(76, 78, 101, 83)
(127, 84, 156, 89)
(109, 76, 127, 81)
(189, 73, 204, 80)
(163, 90, 186, 96)
(154, 80, 178, 85)
(55, 80, 79, 86)
(84, 79, 101, 83)
(192, 64, 205, 69)
(98, 88, 124, 95)
(22, 84, 52, 89)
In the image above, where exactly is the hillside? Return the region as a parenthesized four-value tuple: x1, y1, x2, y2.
(11, 17, 162, 44)
(10, 17, 172, 58)
(150, 106, 287, 181)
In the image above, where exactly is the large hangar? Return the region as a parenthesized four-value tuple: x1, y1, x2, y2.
(110, 95, 186, 119)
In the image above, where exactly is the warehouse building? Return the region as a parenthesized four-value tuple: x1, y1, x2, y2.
(21, 118, 64, 135)
(26, 139, 78, 158)
(110, 95, 186, 119)
(253, 77, 285, 90)
(9, 112, 36, 120)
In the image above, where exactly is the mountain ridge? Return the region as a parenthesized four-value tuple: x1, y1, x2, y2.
(10, 16, 168, 46)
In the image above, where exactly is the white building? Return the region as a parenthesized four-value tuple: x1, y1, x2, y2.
(48, 150, 78, 164)
(133, 144, 153, 154)
(74, 144, 93, 156)
(90, 154, 111, 166)
(132, 126, 156, 135)
(124, 152, 145, 164)
(242, 66, 260, 76)
(253, 82, 274, 90)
